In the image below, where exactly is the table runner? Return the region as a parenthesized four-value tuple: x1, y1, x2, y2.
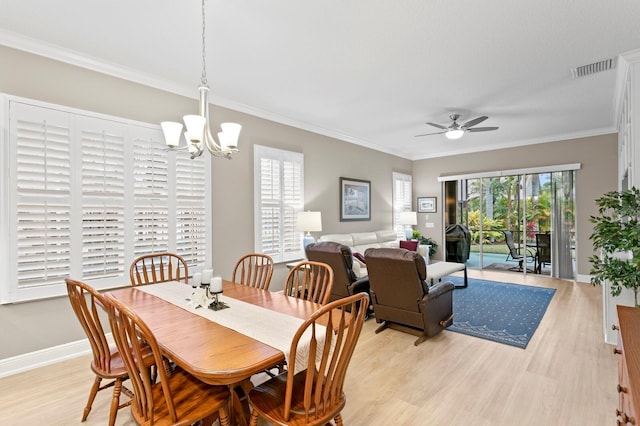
(136, 282, 324, 374)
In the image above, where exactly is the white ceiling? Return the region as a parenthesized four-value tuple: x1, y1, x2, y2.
(1, 0, 639, 160)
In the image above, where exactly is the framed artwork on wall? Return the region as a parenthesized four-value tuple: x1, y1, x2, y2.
(340, 177, 371, 221)
(418, 196, 437, 213)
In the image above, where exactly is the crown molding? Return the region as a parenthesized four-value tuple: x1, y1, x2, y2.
(0, 30, 413, 161)
(613, 48, 640, 128)
(413, 126, 617, 160)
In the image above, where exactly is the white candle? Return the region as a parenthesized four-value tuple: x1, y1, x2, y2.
(192, 272, 202, 288)
(202, 269, 212, 284)
(211, 276, 223, 293)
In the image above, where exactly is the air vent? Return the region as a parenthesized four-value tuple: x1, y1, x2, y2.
(571, 58, 617, 78)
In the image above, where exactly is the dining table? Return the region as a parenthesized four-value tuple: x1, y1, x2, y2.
(107, 279, 327, 425)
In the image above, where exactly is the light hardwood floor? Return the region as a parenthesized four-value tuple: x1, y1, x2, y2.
(0, 270, 617, 425)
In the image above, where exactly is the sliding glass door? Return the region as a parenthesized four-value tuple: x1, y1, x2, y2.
(550, 171, 575, 279)
(445, 169, 575, 279)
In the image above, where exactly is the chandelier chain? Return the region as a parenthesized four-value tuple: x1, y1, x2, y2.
(201, 0, 208, 86)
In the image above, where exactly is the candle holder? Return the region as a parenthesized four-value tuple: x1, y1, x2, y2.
(201, 283, 229, 311)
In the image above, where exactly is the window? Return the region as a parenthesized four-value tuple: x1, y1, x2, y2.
(0, 95, 211, 303)
(254, 145, 304, 263)
(392, 172, 413, 239)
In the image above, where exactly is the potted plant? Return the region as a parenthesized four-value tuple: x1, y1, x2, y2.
(417, 234, 438, 257)
(589, 187, 640, 307)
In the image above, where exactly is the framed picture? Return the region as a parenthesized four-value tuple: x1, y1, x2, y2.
(417, 196, 437, 213)
(340, 177, 371, 221)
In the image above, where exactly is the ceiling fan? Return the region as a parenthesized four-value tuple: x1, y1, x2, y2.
(415, 114, 499, 140)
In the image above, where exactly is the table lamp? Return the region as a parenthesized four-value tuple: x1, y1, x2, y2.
(398, 211, 417, 240)
(297, 211, 322, 249)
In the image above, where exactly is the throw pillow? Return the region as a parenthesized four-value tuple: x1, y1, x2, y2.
(353, 252, 367, 264)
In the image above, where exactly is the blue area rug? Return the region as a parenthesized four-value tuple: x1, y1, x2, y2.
(443, 276, 555, 349)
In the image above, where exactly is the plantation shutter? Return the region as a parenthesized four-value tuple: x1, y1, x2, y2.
(254, 145, 304, 262)
(78, 115, 126, 278)
(174, 146, 209, 268)
(282, 158, 303, 258)
(132, 130, 170, 256)
(392, 172, 413, 239)
(12, 102, 72, 300)
(1, 94, 213, 303)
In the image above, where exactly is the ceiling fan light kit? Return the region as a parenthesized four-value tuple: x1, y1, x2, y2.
(445, 129, 465, 140)
(416, 113, 499, 139)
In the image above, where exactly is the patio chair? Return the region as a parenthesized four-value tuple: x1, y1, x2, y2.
(535, 233, 551, 274)
(502, 230, 535, 271)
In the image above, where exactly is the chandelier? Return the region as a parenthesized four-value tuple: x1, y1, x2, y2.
(161, 0, 241, 159)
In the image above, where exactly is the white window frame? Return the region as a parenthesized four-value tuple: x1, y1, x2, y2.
(392, 172, 413, 239)
(0, 94, 212, 303)
(253, 145, 304, 263)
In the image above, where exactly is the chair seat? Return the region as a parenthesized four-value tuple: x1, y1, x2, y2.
(249, 370, 346, 426)
(89, 349, 128, 379)
(90, 344, 155, 379)
(132, 366, 230, 426)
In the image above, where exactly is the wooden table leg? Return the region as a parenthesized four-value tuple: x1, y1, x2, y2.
(228, 379, 253, 426)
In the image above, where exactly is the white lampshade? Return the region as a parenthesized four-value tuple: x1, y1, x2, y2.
(297, 211, 322, 249)
(445, 129, 465, 140)
(183, 115, 206, 142)
(161, 121, 183, 148)
(296, 211, 322, 232)
(220, 122, 241, 149)
(398, 211, 417, 225)
(217, 131, 230, 149)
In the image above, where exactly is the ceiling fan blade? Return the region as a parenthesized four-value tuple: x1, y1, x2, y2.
(467, 126, 499, 132)
(461, 116, 488, 129)
(426, 122, 447, 130)
(415, 131, 446, 137)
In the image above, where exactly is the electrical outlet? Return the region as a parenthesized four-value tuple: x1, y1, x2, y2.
(425, 222, 435, 228)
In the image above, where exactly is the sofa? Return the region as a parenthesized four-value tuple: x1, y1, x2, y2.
(318, 230, 400, 277)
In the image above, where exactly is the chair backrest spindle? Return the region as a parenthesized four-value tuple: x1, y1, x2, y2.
(130, 252, 188, 286)
(232, 253, 274, 290)
(248, 292, 368, 425)
(284, 261, 334, 304)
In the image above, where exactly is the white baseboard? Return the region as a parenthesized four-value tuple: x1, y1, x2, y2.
(0, 333, 114, 378)
(576, 273, 591, 284)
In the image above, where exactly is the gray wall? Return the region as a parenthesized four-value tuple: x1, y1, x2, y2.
(0, 46, 411, 359)
(412, 134, 618, 277)
(0, 45, 619, 361)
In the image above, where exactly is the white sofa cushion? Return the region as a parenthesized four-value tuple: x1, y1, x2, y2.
(376, 230, 400, 245)
(351, 232, 379, 246)
(318, 230, 401, 278)
(318, 233, 354, 247)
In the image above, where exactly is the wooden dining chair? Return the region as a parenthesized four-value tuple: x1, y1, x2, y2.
(232, 253, 274, 290)
(284, 260, 334, 304)
(248, 292, 369, 426)
(65, 278, 150, 426)
(129, 252, 188, 286)
(104, 293, 232, 426)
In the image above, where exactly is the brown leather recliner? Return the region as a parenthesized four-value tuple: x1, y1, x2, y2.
(305, 241, 370, 303)
(365, 247, 454, 345)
